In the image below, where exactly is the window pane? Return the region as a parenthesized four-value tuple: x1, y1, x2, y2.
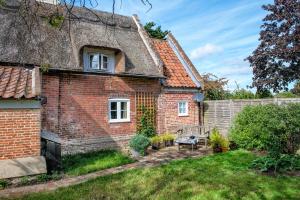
(121, 110, 127, 119)
(90, 54, 99, 69)
(102, 56, 108, 69)
(110, 102, 117, 110)
(111, 111, 117, 119)
(121, 102, 127, 110)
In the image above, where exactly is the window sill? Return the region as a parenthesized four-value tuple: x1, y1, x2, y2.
(109, 120, 131, 123)
(178, 114, 189, 117)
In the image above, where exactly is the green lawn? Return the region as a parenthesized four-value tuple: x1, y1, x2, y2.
(62, 150, 134, 176)
(16, 150, 300, 200)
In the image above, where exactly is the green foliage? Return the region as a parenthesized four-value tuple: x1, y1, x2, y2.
(210, 128, 229, 152)
(144, 22, 169, 39)
(251, 154, 300, 173)
(48, 14, 64, 28)
(161, 132, 175, 142)
(40, 63, 51, 73)
(205, 89, 231, 100)
(0, 0, 6, 7)
(230, 89, 256, 99)
(20, 176, 30, 186)
(150, 135, 162, 144)
(129, 134, 150, 155)
(275, 91, 298, 98)
(0, 179, 8, 189)
(62, 150, 133, 176)
(36, 174, 50, 183)
(255, 89, 273, 98)
(138, 106, 155, 137)
(230, 103, 300, 156)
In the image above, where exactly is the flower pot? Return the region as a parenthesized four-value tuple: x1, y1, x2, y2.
(164, 140, 174, 147)
(221, 147, 229, 152)
(152, 143, 160, 150)
(213, 145, 222, 153)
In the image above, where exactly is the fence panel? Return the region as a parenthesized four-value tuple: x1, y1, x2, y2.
(204, 98, 300, 137)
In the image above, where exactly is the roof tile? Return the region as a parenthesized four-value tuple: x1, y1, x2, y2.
(152, 39, 197, 88)
(0, 66, 39, 99)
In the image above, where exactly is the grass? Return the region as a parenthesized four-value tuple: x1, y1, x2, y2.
(12, 150, 300, 200)
(62, 150, 134, 176)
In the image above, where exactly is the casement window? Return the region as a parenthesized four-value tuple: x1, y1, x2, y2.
(88, 53, 109, 70)
(109, 99, 130, 123)
(178, 101, 188, 116)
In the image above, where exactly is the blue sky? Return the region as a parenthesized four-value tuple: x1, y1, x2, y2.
(96, 0, 273, 90)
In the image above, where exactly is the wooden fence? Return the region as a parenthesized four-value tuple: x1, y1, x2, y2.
(204, 98, 300, 137)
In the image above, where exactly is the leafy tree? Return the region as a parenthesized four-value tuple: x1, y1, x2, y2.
(291, 80, 300, 95)
(247, 0, 300, 92)
(202, 73, 229, 100)
(144, 22, 169, 39)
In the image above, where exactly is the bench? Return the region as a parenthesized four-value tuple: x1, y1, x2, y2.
(175, 125, 210, 151)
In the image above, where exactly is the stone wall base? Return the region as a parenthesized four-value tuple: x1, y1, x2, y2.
(0, 156, 47, 179)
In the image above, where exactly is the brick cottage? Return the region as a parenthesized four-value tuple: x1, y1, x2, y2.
(0, 0, 203, 176)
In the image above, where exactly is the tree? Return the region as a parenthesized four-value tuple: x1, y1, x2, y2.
(291, 80, 300, 95)
(144, 22, 169, 39)
(247, 0, 300, 92)
(202, 73, 229, 100)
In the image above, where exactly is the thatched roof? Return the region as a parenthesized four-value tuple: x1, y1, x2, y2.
(0, 0, 163, 78)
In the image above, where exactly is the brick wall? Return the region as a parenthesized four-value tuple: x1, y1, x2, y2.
(0, 109, 41, 160)
(42, 74, 161, 153)
(157, 91, 200, 134)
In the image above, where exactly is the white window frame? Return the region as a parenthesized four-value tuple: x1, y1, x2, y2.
(178, 101, 188, 116)
(109, 99, 130, 123)
(88, 53, 109, 70)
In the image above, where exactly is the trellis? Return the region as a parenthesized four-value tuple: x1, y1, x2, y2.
(135, 91, 157, 132)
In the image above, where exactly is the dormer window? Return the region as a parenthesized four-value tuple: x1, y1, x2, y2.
(89, 53, 108, 70)
(83, 47, 116, 73)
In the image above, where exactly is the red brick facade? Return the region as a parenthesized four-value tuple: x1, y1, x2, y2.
(157, 91, 200, 134)
(0, 109, 41, 160)
(41, 74, 161, 153)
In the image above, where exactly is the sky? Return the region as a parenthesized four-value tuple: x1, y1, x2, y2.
(95, 0, 273, 90)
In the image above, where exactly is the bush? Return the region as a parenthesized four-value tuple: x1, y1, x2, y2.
(129, 135, 150, 155)
(229, 103, 300, 155)
(0, 179, 8, 189)
(150, 135, 162, 144)
(251, 154, 300, 173)
(230, 103, 300, 172)
(275, 91, 298, 98)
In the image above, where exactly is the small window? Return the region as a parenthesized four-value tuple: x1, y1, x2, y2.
(178, 101, 188, 116)
(88, 53, 109, 70)
(109, 99, 130, 122)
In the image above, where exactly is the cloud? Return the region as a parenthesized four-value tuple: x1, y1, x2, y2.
(190, 44, 223, 59)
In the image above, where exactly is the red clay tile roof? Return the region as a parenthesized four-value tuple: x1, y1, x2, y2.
(0, 66, 39, 99)
(152, 39, 197, 88)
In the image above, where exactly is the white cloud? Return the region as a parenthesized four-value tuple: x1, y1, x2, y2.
(190, 44, 223, 59)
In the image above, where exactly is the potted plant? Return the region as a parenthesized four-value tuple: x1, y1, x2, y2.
(150, 135, 162, 150)
(129, 134, 150, 157)
(220, 138, 230, 152)
(163, 133, 175, 147)
(210, 128, 223, 153)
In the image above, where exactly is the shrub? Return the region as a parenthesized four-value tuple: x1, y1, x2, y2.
(251, 154, 300, 173)
(129, 134, 150, 155)
(0, 179, 8, 189)
(275, 91, 298, 98)
(230, 103, 300, 156)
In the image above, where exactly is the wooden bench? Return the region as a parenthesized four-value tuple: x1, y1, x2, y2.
(175, 125, 210, 151)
